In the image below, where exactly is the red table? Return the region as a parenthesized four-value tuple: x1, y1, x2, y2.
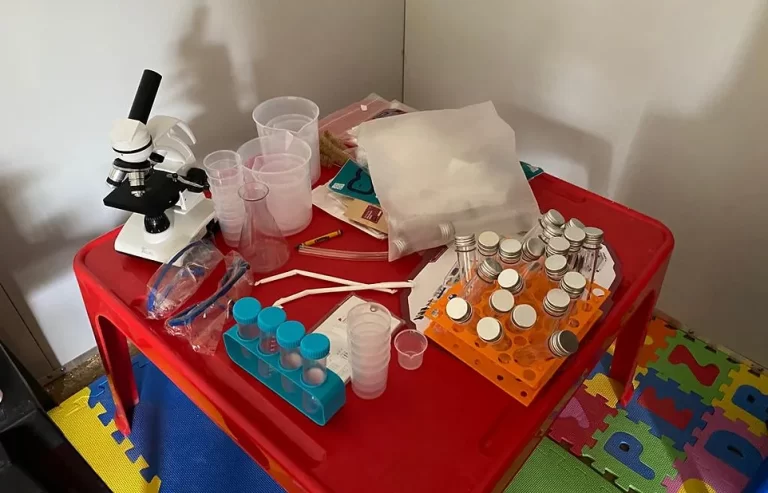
(74, 170, 672, 493)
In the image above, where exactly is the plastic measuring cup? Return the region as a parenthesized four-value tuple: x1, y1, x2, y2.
(237, 132, 312, 236)
(394, 330, 428, 370)
(252, 96, 320, 185)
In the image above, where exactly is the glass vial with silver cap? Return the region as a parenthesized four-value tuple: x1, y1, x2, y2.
(489, 289, 515, 316)
(498, 238, 523, 267)
(477, 231, 501, 261)
(462, 257, 503, 306)
(563, 226, 586, 270)
(446, 297, 477, 333)
(521, 237, 570, 282)
(566, 218, 585, 230)
(544, 254, 569, 290)
(454, 234, 477, 285)
(498, 269, 524, 296)
(518, 237, 546, 278)
(522, 209, 566, 244)
(513, 329, 579, 367)
(578, 227, 604, 300)
(477, 317, 512, 351)
(559, 271, 587, 318)
(509, 304, 537, 334)
(533, 288, 571, 339)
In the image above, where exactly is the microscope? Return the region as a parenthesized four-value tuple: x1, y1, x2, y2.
(103, 69, 215, 263)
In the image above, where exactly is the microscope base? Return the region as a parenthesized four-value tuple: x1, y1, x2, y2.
(114, 198, 215, 264)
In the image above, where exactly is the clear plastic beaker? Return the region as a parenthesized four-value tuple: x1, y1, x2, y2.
(252, 96, 320, 185)
(238, 132, 313, 236)
(237, 182, 290, 273)
(394, 330, 428, 370)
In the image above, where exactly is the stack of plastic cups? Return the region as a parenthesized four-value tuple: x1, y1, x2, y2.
(203, 150, 245, 247)
(346, 302, 392, 400)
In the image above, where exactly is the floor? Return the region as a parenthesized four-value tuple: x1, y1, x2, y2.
(46, 315, 768, 492)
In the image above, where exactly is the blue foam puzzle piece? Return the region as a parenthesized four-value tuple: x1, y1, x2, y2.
(705, 430, 764, 478)
(732, 385, 768, 424)
(588, 352, 613, 380)
(623, 368, 712, 450)
(87, 352, 283, 493)
(604, 431, 654, 480)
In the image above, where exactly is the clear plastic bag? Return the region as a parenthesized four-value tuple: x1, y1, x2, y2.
(145, 241, 224, 320)
(165, 252, 253, 355)
(358, 102, 540, 260)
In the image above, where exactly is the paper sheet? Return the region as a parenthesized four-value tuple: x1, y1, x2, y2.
(312, 182, 387, 240)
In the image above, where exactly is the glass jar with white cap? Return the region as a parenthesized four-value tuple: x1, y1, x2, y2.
(509, 304, 537, 334)
(563, 226, 586, 270)
(489, 290, 515, 316)
(535, 289, 571, 339)
(521, 236, 570, 281)
(522, 209, 565, 245)
(454, 234, 477, 285)
(578, 227, 604, 300)
(498, 269, 524, 296)
(559, 271, 587, 319)
(518, 237, 546, 278)
(445, 297, 476, 334)
(513, 330, 579, 367)
(476, 317, 512, 351)
(544, 254, 569, 290)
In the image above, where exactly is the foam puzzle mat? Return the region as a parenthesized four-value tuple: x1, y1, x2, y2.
(48, 315, 767, 492)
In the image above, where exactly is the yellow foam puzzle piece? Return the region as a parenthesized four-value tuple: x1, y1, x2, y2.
(713, 365, 768, 437)
(48, 388, 161, 493)
(677, 478, 716, 493)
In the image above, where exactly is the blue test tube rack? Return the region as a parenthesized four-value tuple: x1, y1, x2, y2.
(223, 323, 345, 426)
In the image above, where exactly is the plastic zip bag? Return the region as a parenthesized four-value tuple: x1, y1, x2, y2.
(145, 241, 224, 320)
(165, 252, 253, 355)
(358, 102, 540, 261)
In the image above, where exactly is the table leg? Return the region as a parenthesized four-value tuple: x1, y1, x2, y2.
(609, 292, 657, 407)
(92, 316, 138, 435)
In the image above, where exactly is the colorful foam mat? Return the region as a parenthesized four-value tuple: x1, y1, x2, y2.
(49, 315, 767, 492)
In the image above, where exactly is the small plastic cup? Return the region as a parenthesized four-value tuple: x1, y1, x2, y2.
(203, 150, 242, 179)
(394, 330, 428, 370)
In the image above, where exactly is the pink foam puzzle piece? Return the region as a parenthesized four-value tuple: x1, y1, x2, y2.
(548, 386, 618, 455)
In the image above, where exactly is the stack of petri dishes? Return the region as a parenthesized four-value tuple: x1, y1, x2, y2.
(346, 302, 392, 400)
(203, 150, 245, 246)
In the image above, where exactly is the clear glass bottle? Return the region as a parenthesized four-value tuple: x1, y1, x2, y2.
(391, 221, 455, 259)
(518, 237, 546, 278)
(498, 269, 524, 296)
(233, 297, 262, 341)
(522, 209, 565, 245)
(578, 227, 604, 300)
(513, 330, 579, 367)
(564, 226, 586, 270)
(445, 297, 477, 333)
(535, 289, 571, 339)
(462, 258, 503, 306)
(454, 234, 477, 285)
(510, 304, 537, 334)
(300, 333, 331, 414)
(277, 321, 306, 394)
(544, 255, 569, 290)
(257, 306, 287, 378)
(477, 317, 512, 351)
(477, 231, 501, 261)
(522, 237, 570, 284)
(489, 289, 515, 316)
(559, 271, 587, 318)
(498, 238, 523, 267)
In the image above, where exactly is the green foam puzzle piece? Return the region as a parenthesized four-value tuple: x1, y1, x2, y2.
(582, 410, 683, 493)
(505, 438, 616, 493)
(648, 331, 737, 403)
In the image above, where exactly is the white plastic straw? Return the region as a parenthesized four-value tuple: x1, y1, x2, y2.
(272, 281, 414, 307)
(253, 269, 397, 294)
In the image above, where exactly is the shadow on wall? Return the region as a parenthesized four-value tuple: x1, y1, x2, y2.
(0, 170, 97, 367)
(495, 103, 613, 196)
(616, 12, 768, 365)
(171, 3, 403, 160)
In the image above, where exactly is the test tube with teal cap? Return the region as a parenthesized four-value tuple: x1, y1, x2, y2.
(257, 306, 287, 378)
(300, 333, 331, 414)
(276, 321, 306, 393)
(233, 297, 262, 340)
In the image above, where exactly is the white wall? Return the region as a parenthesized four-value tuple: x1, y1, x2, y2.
(1, 0, 404, 365)
(405, 1, 768, 365)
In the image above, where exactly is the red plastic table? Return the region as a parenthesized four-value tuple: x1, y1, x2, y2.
(74, 169, 672, 493)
